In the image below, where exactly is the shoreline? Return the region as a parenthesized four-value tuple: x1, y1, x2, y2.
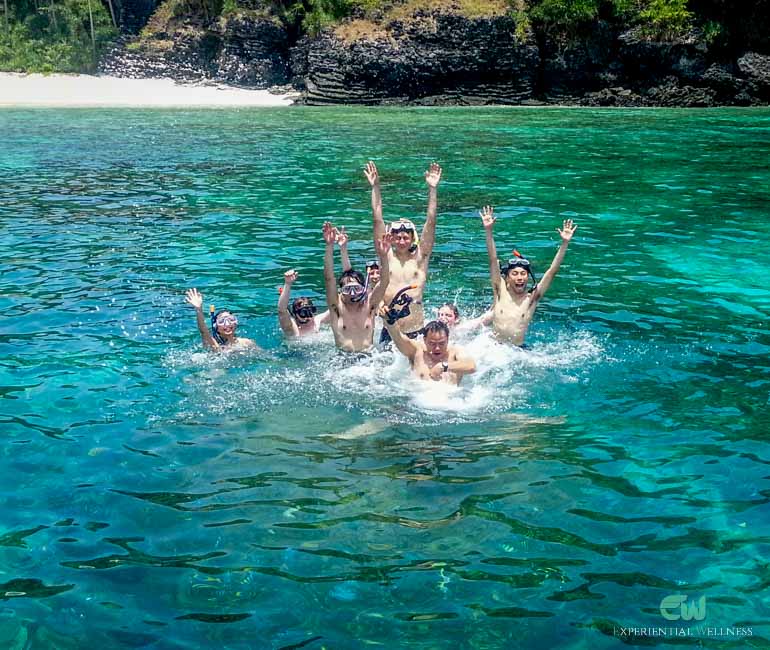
(0, 72, 295, 107)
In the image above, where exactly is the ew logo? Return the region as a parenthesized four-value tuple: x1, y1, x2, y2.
(660, 595, 707, 621)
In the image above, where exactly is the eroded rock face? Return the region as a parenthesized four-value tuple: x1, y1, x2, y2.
(100, 12, 289, 87)
(213, 14, 289, 86)
(297, 13, 540, 105)
(738, 52, 770, 97)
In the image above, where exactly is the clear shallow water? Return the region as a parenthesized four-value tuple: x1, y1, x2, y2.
(1, 107, 769, 648)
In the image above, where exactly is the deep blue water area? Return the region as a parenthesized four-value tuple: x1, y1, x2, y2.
(1, 107, 769, 649)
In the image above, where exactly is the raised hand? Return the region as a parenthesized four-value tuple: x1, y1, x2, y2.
(284, 269, 298, 285)
(378, 304, 390, 320)
(558, 219, 578, 242)
(479, 205, 496, 230)
(335, 226, 349, 248)
(375, 231, 392, 257)
(425, 162, 442, 188)
(364, 161, 379, 187)
(322, 221, 338, 245)
(185, 288, 203, 311)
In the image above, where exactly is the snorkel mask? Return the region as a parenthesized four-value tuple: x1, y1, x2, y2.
(341, 280, 368, 302)
(387, 219, 419, 252)
(500, 250, 538, 289)
(383, 285, 417, 325)
(210, 305, 237, 344)
(291, 298, 318, 323)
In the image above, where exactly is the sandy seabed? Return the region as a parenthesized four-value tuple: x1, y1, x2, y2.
(0, 72, 295, 107)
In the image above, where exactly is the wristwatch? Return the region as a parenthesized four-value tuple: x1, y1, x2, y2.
(441, 361, 449, 372)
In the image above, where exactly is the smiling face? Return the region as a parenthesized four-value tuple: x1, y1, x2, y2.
(392, 229, 415, 252)
(437, 305, 459, 327)
(504, 267, 529, 294)
(214, 311, 238, 339)
(367, 266, 381, 285)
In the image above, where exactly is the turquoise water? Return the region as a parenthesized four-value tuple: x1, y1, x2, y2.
(1, 107, 769, 648)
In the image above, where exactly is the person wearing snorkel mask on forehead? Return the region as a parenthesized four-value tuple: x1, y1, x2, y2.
(479, 205, 578, 346)
(364, 160, 442, 341)
(278, 269, 331, 337)
(184, 288, 257, 352)
(322, 221, 392, 353)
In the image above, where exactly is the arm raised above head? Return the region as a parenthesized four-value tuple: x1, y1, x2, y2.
(278, 270, 299, 337)
(185, 288, 219, 351)
(336, 227, 352, 272)
(480, 206, 502, 301)
(532, 219, 577, 301)
(369, 232, 392, 308)
(364, 161, 386, 242)
(419, 162, 442, 263)
(322, 222, 340, 314)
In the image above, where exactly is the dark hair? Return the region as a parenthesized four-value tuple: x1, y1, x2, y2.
(291, 297, 315, 317)
(338, 269, 365, 288)
(210, 308, 231, 344)
(422, 320, 449, 338)
(440, 303, 460, 319)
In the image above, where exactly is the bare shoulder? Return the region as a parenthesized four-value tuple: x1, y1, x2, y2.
(450, 344, 466, 360)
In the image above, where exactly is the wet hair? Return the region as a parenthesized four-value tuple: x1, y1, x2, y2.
(440, 303, 460, 319)
(210, 309, 231, 345)
(422, 320, 449, 338)
(291, 296, 315, 314)
(338, 269, 366, 288)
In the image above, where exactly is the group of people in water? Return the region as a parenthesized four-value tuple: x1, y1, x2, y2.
(186, 161, 578, 386)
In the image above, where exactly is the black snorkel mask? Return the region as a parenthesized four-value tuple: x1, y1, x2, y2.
(383, 285, 415, 325)
(291, 300, 318, 323)
(500, 250, 538, 290)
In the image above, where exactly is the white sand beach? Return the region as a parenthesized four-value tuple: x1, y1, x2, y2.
(0, 72, 295, 107)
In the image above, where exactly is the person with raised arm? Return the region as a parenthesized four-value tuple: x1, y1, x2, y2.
(277, 270, 330, 338)
(480, 205, 577, 346)
(379, 307, 476, 386)
(364, 160, 442, 343)
(185, 288, 256, 352)
(436, 303, 493, 334)
(323, 221, 391, 353)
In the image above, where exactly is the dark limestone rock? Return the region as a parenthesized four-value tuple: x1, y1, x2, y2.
(643, 76, 717, 107)
(618, 27, 709, 84)
(297, 12, 539, 105)
(540, 21, 618, 99)
(212, 14, 289, 86)
(737, 52, 770, 96)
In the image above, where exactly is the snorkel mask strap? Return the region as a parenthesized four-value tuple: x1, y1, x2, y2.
(210, 305, 225, 345)
(349, 272, 370, 303)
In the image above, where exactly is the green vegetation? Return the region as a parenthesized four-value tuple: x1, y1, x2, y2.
(0, 0, 117, 73)
(2, 0, 768, 73)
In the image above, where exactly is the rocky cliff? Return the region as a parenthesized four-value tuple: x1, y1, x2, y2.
(100, 1, 770, 106)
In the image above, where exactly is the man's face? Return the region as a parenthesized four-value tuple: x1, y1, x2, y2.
(368, 266, 381, 284)
(392, 230, 415, 251)
(505, 268, 529, 294)
(425, 331, 449, 360)
(437, 307, 458, 327)
(340, 277, 365, 304)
